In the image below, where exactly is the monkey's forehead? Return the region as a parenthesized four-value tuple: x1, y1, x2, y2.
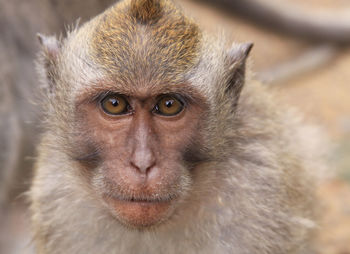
(58, 0, 228, 99)
(88, 0, 201, 84)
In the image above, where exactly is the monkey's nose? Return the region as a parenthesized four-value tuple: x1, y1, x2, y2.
(130, 147, 156, 175)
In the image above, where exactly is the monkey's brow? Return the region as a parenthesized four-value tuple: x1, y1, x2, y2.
(76, 83, 206, 105)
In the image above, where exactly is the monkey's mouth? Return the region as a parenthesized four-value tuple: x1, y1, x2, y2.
(104, 194, 177, 228)
(121, 196, 175, 203)
(130, 198, 153, 202)
(104, 191, 177, 203)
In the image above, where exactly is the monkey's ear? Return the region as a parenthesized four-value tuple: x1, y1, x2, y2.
(225, 42, 253, 106)
(37, 33, 61, 94)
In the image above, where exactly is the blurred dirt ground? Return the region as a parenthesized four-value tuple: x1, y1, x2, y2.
(179, 0, 350, 253)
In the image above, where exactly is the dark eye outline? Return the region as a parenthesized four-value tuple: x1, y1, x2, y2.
(100, 93, 133, 116)
(152, 94, 185, 117)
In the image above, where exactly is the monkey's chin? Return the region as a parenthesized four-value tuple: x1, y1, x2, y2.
(107, 198, 173, 228)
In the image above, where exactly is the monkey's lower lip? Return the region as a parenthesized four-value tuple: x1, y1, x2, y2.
(105, 197, 174, 227)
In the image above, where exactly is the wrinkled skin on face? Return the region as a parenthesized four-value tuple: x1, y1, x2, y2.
(74, 85, 207, 227)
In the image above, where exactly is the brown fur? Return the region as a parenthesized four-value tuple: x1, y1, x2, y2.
(30, 0, 324, 253)
(130, 0, 162, 23)
(92, 0, 200, 85)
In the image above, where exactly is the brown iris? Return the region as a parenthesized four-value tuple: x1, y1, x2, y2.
(154, 95, 184, 116)
(101, 94, 129, 115)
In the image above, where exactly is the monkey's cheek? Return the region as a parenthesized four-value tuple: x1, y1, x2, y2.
(108, 199, 173, 228)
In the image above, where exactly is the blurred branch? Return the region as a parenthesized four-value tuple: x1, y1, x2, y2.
(257, 44, 339, 84)
(198, 0, 350, 44)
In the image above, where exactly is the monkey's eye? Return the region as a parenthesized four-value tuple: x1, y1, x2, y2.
(153, 95, 184, 116)
(101, 94, 130, 115)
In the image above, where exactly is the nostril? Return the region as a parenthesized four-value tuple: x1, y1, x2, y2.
(130, 159, 155, 175)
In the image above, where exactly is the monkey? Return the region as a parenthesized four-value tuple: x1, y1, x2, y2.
(29, 0, 325, 253)
(1, 0, 348, 202)
(29, 0, 326, 253)
(1, 0, 346, 215)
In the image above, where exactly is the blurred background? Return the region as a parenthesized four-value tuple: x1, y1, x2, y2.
(0, 0, 349, 253)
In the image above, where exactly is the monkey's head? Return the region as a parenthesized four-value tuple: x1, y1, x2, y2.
(37, 0, 252, 229)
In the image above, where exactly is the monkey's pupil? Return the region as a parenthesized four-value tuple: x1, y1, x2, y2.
(109, 98, 119, 107)
(165, 100, 173, 108)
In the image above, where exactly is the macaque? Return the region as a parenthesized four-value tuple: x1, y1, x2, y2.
(30, 0, 324, 253)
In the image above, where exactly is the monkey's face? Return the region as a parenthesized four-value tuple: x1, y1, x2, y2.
(73, 85, 207, 228)
(35, 0, 253, 236)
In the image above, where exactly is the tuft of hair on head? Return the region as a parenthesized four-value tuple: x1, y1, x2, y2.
(129, 0, 163, 24)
